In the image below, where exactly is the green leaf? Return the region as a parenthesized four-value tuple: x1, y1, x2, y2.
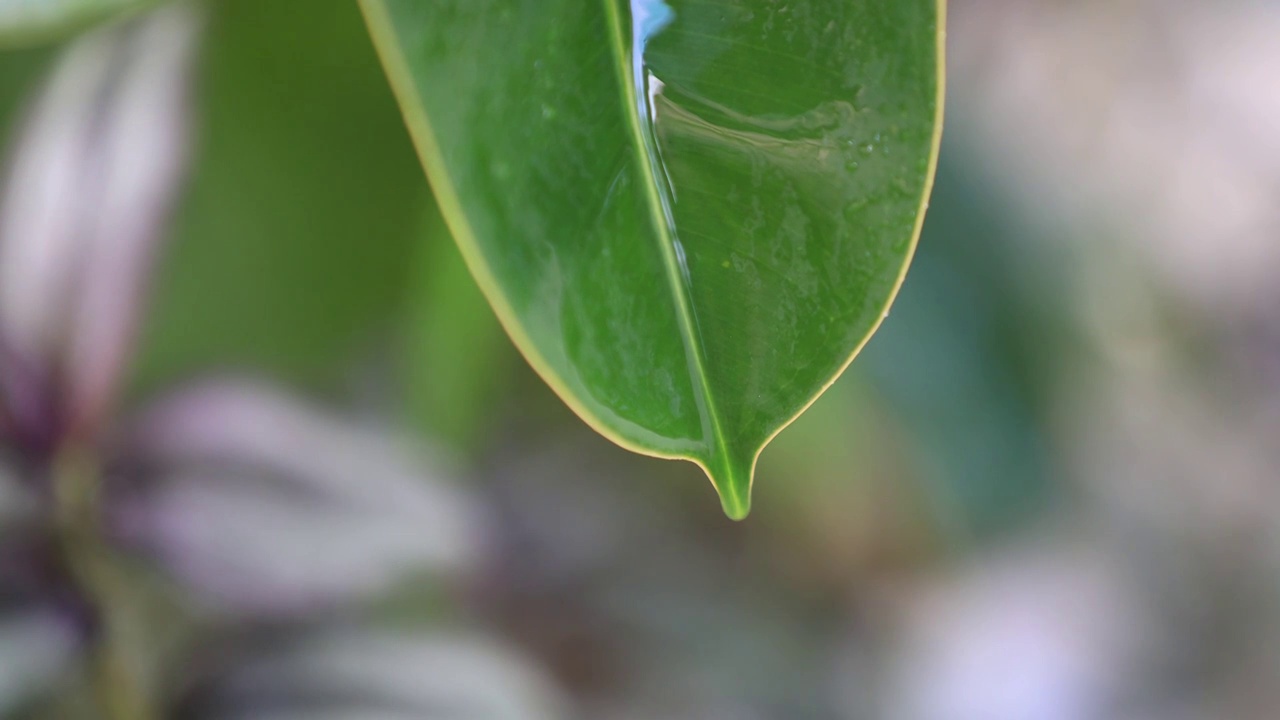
(362, 0, 944, 518)
(0, 0, 157, 47)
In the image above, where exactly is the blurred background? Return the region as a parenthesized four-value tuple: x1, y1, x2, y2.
(1, 0, 1278, 718)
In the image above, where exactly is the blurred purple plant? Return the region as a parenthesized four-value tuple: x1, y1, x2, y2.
(170, 626, 566, 720)
(0, 5, 198, 709)
(0, 5, 559, 719)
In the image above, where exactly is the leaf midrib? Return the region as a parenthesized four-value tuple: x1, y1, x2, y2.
(601, 0, 742, 512)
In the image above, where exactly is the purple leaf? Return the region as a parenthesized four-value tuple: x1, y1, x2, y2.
(178, 628, 565, 720)
(0, 3, 198, 437)
(113, 379, 483, 616)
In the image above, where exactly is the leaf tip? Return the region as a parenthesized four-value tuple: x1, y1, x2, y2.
(710, 465, 752, 521)
(719, 491, 751, 521)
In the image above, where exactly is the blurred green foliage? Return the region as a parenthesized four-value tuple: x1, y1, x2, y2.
(0, 43, 51, 139)
(404, 207, 513, 458)
(134, 0, 429, 393)
(857, 157, 1065, 537)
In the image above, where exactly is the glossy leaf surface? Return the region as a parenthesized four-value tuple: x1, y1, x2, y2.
(363, 0, 944, 518)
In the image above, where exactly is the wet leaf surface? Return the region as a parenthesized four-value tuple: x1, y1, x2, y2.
(363, 0, 944, 517)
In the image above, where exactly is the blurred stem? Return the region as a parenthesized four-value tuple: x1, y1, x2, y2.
(53, 448, 155, 720)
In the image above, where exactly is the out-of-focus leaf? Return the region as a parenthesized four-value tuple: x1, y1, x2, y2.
(0, 611, 77, 713)
(404, 206, 514, 458)
(0, 0, 155, 47)
(110, 380, 482, 616)
(173, 629, 566, 720)
(0, 458, 35, 523)
(0, 40, 52, 131)
(0, 1, 197, 434)
(858, 155, 1064, 538)
(875, 542, 1149, 720)
(362, 0, 945, 517)
(0, 525, 90, 703)
(134, 0, 428, 393)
